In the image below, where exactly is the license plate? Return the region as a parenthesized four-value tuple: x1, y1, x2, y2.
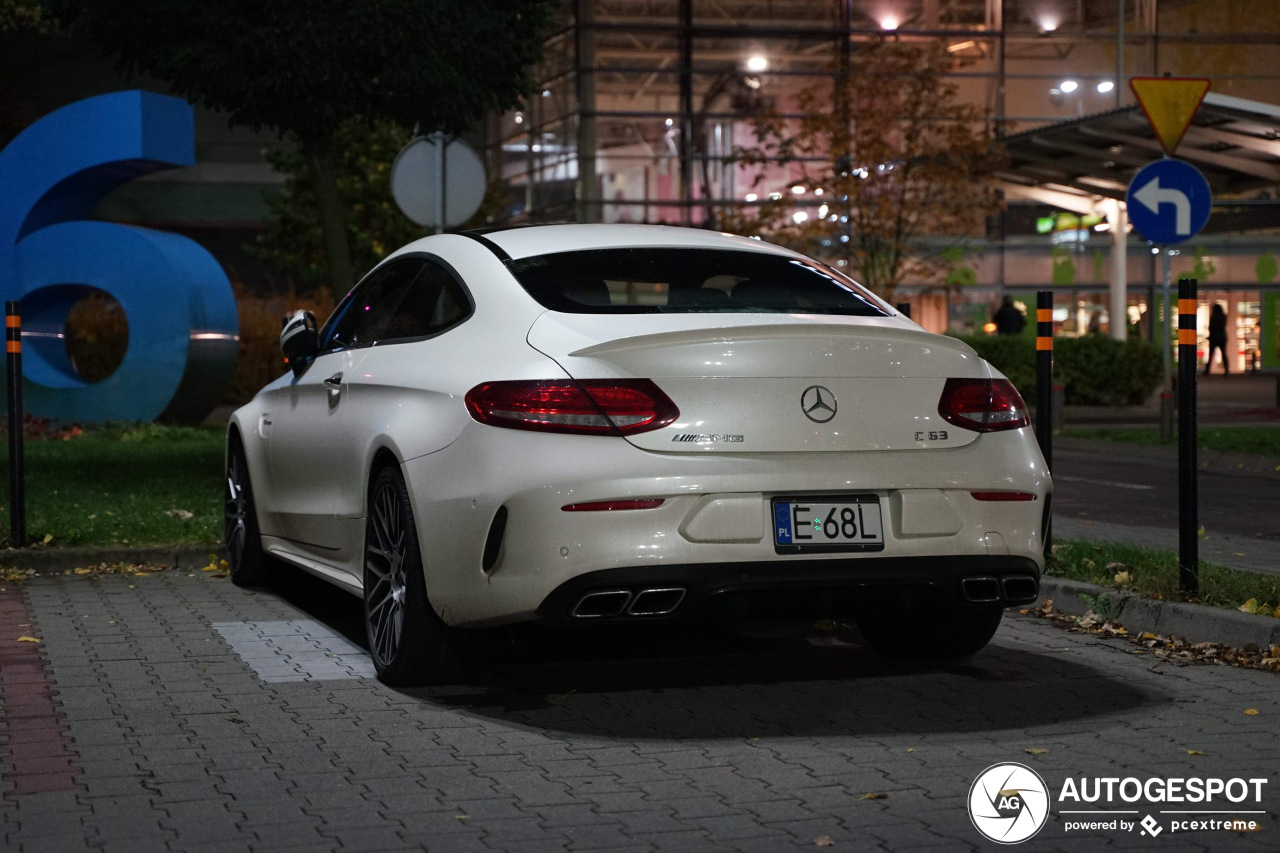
(772, 495, 884, 554)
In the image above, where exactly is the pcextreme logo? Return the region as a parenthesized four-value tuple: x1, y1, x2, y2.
(968, 763, 1051, 844)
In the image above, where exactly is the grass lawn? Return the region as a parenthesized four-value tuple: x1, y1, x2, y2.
(0, 423, 224, 548)
(1061, 426, 1280, 457)
(1049, 538, 1280, 614)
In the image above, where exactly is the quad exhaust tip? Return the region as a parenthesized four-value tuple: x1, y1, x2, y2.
(958, 574, 1039, 605)
(628, 587, 686, 616)
(1001, 575, 1039, 604)
(571, 587, 687, 619)
(571, 590, 631, 618)
(959, 576, 1001, 604)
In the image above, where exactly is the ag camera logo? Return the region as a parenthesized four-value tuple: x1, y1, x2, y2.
(969, 763, 1051, 844)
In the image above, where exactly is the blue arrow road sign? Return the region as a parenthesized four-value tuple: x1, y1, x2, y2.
(1126, 158, 1212, 244)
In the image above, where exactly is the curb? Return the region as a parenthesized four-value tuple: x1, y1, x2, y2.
(0, 544, 226, 574)
(1038, 576, 1280, 649)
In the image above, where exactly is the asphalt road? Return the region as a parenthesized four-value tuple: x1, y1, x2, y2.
(1052, 438, 1280, 543)
(2, 566, 1278, 852)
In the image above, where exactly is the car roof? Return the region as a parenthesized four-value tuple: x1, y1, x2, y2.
(469, 224, 803, 262)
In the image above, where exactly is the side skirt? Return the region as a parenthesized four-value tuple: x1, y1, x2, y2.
(262, 535, 364, 596)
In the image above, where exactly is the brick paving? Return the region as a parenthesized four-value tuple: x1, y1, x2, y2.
(1, 566, 1278, 852)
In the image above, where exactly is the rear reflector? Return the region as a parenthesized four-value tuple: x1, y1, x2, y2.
(970, 491, 1036, 502)
(938, 378, 1030, 433)
(562, 499, 665, 512)
(465, 379, 679, 436)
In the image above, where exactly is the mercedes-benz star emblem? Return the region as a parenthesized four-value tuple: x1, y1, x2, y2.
(800, 385, 837, 423)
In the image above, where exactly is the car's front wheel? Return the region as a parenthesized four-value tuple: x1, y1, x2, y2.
(857, 596, 1003, 661)
(226, 436, 272, 587)
(363, 465, 469, 686)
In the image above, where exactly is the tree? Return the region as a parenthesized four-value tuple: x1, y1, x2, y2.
(727, 37, 1004, 302)
(253, 118, 508, 286)
(46, 0, 555, 295)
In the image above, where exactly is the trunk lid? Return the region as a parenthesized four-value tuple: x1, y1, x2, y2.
(526, 313, 992, 453)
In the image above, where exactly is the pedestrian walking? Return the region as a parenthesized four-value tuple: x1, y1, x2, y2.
(1205, 303, 1229, 376)
(992, 295, 1025, 335)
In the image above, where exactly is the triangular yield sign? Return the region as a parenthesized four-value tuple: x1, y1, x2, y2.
(1130, 77, 1211, 156)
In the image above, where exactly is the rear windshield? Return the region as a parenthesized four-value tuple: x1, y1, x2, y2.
(506, 248, 889, 316)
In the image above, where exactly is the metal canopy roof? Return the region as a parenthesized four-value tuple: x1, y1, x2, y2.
(998, 92, 1280, 205)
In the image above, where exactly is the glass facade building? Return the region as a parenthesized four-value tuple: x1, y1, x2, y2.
(486, 0, 1280, 366)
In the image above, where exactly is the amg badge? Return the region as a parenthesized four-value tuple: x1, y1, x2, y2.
(671, 434, 744, 443)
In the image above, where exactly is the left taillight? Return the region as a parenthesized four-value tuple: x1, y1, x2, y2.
(938, 377, 1030, 433)
(464, 379, 679, 436)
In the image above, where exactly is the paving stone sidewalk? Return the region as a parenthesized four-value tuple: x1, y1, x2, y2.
(2, 567, 1278, 852)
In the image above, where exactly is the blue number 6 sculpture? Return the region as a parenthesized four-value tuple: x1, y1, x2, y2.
(0, 90, 239, 422)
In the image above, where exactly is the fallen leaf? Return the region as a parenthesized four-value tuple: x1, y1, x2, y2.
(1113, 571, 1131, 586)
(1185, 749, 1206, 756)
(1197, 526, 1208, 539)
(1240, 598, 1259, 614)
(859, 793, 887, 800)
(1244, 708, 1260, 716)
(164, 509, 194, 521)
(41, 533, 52, 544)
(905, 748, 916, 753)
(1025, 747, 1050, 755)
(73, 568, 92, 575)
(814, 837, 835, 848)
(16, 635, 39, 643)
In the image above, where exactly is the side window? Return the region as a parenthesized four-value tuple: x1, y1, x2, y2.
(378, 259, 471, 343)
(321, 260, 424, 351)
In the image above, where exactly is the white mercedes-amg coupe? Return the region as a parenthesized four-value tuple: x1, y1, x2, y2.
(226, 224, 1050, 685)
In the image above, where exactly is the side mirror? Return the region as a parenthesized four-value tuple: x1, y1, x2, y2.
(280, 310, 318, 375)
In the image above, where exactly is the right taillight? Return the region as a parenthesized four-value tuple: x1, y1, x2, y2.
(464, 379, 679, 436)
(938, 378, 1030, 432)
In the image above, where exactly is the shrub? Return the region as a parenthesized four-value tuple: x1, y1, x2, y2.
(226, 285, 336, 406)
(952, 333, 1162, 407)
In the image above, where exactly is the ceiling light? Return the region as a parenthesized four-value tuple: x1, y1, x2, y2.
(746, 55, 768, 73)
(792, 211, 809, 224)
(791, 185, 806, 195)
(514, 113, 523, 124)
(744, 193, 758, 202)
(817, 204, 829, 219)
(879, 14, 900, 30)
(664, 117, 674, 127)
(1097, 80, 1115, 94)
(1060, 80, 1079, 93)
(948, 40, 976, 53)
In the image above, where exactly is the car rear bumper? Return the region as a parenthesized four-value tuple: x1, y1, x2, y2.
(533, 555, 1040, 626)
(402, 424, 1050, 628)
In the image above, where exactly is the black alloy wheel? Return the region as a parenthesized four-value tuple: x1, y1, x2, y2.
(225, 436, 271, 587)
(363, 466, 469, 685)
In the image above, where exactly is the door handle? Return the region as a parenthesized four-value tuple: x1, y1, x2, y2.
(325, 372, 344, 386)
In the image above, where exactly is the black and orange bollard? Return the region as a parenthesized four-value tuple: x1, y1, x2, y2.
(1177, 279, 1199, 597)
(1035, 291, 1053, 472)
(1036, 291, 1053, 559)
(5, 301, 23, 548)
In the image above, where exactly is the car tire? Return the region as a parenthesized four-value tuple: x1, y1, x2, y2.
(857, 597, 1003, 661)
(225, 435, 272, 587)
(363, 465, 470, 686)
